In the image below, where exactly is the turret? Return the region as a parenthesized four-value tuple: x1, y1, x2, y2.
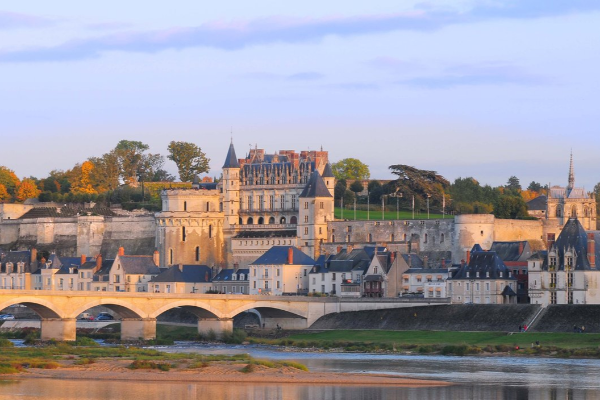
(321, 163, 335, 197)
(222, 141, 241, 230)
(298, 170, 334, 259)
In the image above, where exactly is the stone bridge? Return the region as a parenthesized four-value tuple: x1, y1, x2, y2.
(0, 290, 446, 341)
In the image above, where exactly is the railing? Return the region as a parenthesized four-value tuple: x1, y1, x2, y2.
(239, 207, 297, 214)
(238, 223, 297, 230)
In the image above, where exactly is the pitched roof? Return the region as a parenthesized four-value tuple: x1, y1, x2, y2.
(401, 254, 424, 269)
(527, 195, 547, 211)
(299, 171, 332, 198)
(322, 163, 334, 178)
(489, 241, 530, 262)
(0, 250, 38, 273)
(450, 251, 515, 280)
(250, 246, 315, 266)
(212, 268, 250, 282)
(223, 142, 240, 168)
(151, 264, 212, 283)
(117, 255, 161, 275)
(549, 218, 599, 271)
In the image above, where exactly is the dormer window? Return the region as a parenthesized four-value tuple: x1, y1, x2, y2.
(486, 272, 490, 278)
(499, 272, 503, 278)
(239, 274, 244, 280)
(232, 274, 236, 281)
(476, 272, 480, 278)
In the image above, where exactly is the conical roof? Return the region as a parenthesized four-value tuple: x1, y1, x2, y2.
(300, 171, 332, 198)
(322, 163, 334, 178)
(223, 142, 240, 168)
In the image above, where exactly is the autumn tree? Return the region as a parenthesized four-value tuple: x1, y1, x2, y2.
(15, 179, 40, 202)
(388, 164, 449, 211)
(0, 166, 20, 196)
(167, 141, 210, 182)
(0, 184, 10, 202)
(69, 161, 98, 195)
(332, 158, 370, 180)
(114, 140, 150, 186)
(89, 151, 120, 192)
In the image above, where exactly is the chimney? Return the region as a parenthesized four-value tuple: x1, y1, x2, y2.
(518, 242, 524, 255)
(179, 263, 184, 272)
(288, 247, 294, 265)
(466, 250, 471, 265)
(153, 250, 160, 266)
(588, 233, 596, 268)
(234, 262, 239, 272)
(94, 254, 103, 274)
(118, 247, 125, 256)
(390, 252, 396, 264)
(337, 246, 342, 254)
(80, 254, 86, 266)
(31, 248, 37, 263)
(546, 233, 555, 250)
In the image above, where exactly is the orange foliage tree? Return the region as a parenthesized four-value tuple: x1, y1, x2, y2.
(0, 166, 20, 196)
(15, 179, 41, 202)
(0, 184, 10, 202)
(69, 161, 98, 195)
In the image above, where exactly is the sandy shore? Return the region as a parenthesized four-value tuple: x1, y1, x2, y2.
(6, 359, 450, 387)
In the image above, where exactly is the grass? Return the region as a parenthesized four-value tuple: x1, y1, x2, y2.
(334, 207, 446, 221)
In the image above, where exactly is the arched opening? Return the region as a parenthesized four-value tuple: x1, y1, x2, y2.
(572, 206, 577, 217)
(247, 217, 254, 225)
(231, 306, 307, 329)
(268, 216, 275, 224)
(239, 217, 243, 225)
(280, 217, 286, 224)
(258, 217, 264, 224)
(195, 246, 200, 262)
(183, 201, 187, 211)
(368, 233, 372, 242)
(332, 235, 336, 242)
(209, 225, 212, 238)
(290, 216, 297, 224)
(556, 207, 562, 217)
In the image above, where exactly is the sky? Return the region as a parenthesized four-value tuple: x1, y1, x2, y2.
(1, 1, 600, 191)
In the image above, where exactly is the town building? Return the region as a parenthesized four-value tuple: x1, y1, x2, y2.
(149, 264, 213, 294)
(248, 246, 315, 295)
(448, 246, 517, 304)
(528, 218, 600, 305)
(211, 265, 250, 294)
(0, 249, 38, 290)
(105, 247, 161, 292)
(489, 241, 534, 303)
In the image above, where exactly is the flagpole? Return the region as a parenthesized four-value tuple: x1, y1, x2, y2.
(412, 195, 415, 219)
(367, 191, 370, 221)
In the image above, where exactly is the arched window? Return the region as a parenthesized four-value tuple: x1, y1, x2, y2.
(247, 217, 254, 225)
(169, 249, 173, 265)
(195, 246, 200, 262)
(258, 217, 264, 224)
(209, 225, 212, 238)
(572, 206, 577, 217)
(556, 207, 562, 217)
(441, 233, 445, 243)
(182, 226, 186, 242)
(183, 201, 187, 211)
(290, 216, 297, 224)
(269, 216, 275, 224)
(280, 217, 286, 224)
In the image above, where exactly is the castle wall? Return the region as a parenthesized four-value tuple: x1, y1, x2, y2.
(493, 219, 543, 242)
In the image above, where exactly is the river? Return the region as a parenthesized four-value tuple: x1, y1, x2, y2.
(1, 343, 599, 399)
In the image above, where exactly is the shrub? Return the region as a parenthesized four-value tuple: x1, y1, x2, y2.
(206, 330, 217, 342)
(0, 364, 20, 374)
(241, 363, 256, 373)
(75, 337, 100, 347)
(129, 360, 171, 371)
(0, 338, 14, 348)
(221, 329, 247, 344)
(280, 361, 309, 371)
(74, 358, 96, 365)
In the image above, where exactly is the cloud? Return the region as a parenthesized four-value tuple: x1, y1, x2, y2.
(2, 1, 600, 61)
(86, 22, 134, 31)
(0, 11, 53, 29)
(367, 56, 423, 73)
(286, 72, 324, 81)
(398, 62, 550, 88)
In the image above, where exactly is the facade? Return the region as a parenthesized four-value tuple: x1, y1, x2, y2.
(0, 250, 39, 290)
(211, 267, 250, 294)
(528, 218, 600, 305)
(157, 142, 335, 269)
(106, 248, 161, 292)
(489, 241, 533, 303)
(150, 264, 213, 294)
(248, 246, 315, 295)
(401, 267, 451, 298)
(448, 247, 517, 304)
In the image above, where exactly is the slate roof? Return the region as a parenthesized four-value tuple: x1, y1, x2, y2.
(212, 268, 250, 282)
(401, 254, 424, 268)
(299, 171, 332, 198)
(250, 246, 316, 266)
(547, 218, 600, 271)
(489, 241, 531, 262)
(92, 259, 115, 281)
(404, 268, 450, 274)
(223, 142, 240, 168)
(0, 250, 38, 273)
(450, 251, 515, 280)
(117, 255, 161, 275)
(501, 285, 517, 296)
(322, 163, 334, 178)
(151, 265, 212, 283)
(527, 195, 547, 211)
(234, 230, 297, 239)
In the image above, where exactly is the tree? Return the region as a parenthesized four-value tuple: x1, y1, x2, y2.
(368, 180, 383, 203)
(167, 141, 210, 182)
(70, 161, 98, 195)
(0, 184, 10, 202)
(349, 180, 364, 194)
(388, 164, 449, 211)
(332, 158, 370, 180)
(334, 179, 347, 201)
(89, 151, 120, 192)
(114, 140, 150, 186)
(15, 179, 40, 202)
(0, 166, 20, 196)
(493, 195, 529, 219)
(505, 176, 522, 194)
(40, 170, 70, 194)
(527, 181, 543, 192)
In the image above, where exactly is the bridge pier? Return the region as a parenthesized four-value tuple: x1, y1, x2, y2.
(41, 318, 76, 341)
(198, 318, 233, 337)
(121, 318, 156, 341)
(263, 318, 308, 330)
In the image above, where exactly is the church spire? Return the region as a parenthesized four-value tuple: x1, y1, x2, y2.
(567, 151, 575, 191)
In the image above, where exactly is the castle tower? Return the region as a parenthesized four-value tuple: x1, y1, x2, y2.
(222, 141, 241, 231)
(321, 163, 335, 197)
(298, 170, 334, 259)
(567, 151, 575, 193)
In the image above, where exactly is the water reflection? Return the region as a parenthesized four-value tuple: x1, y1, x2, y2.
(0, 379, 598, 400)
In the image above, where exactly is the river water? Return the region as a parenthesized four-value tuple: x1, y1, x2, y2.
(1, 343, 600, 399)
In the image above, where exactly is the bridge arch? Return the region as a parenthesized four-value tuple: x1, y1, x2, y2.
(149, 300, 224, 320)
(69, 299, 147, 320)
(225, 301, 307, 320)
(0, 297, 63, 319)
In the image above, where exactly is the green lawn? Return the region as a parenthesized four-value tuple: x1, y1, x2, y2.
(286, 330, 600, 350)
(334, 207, 447, 221)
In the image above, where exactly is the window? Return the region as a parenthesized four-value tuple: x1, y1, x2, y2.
(276, 269, 280, 277)
(253, 281, 256, 289)
(276, 281, 280, 289)
(304, 227, 308, 235)
(332, 273, 336, 281)
(209, 225, 213, 238)
(253, 268, 256, 277)
(312, 277, 316, 284)
(184, 201, 187, 211)
(291, 195, 296, 210)
(304, 202, 308, 209)
(280, 195, 285, 210)
(195, 246, 200, 262)
(304, 269, 307, 276)
(550, 273, 556, 288)
(320, 202, 324, 209)
(170, 249, 173, 265)
(269, 195, 274, 210)
(304, 215, 309, 223)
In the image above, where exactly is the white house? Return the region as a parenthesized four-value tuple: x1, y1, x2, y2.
(249, 246, 315, 295)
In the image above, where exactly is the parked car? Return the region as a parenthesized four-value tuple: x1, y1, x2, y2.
(0, 314, 15, 320)
(78, 313, 94, 321)
(95, 313, 115, 321)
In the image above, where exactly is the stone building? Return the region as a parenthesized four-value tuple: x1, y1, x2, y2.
(149, 264, 213, 294)
(157, 142, 335, 268)
(248, 246, 315, 295)
(211, 266, 250, 294)
(528, 218, 600, 306)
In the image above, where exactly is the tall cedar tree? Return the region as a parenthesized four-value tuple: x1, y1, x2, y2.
(167, 141, 210, 182)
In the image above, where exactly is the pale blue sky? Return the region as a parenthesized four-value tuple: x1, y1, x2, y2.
(1, 1, 599, 190)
